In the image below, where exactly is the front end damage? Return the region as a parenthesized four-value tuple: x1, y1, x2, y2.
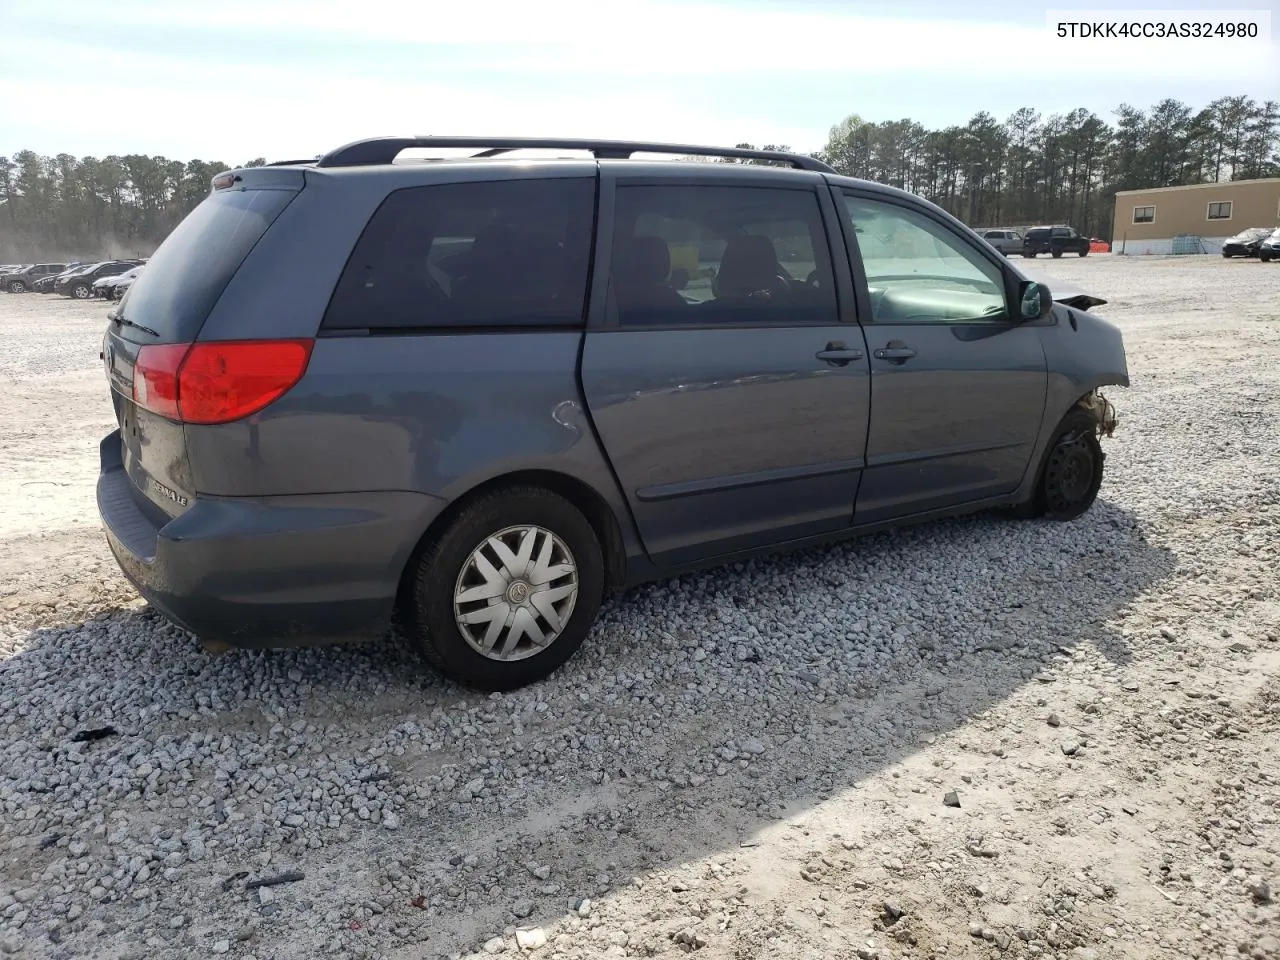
(1079, 390, 1118, 438)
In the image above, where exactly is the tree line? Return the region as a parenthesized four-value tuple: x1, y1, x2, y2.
(2, 93, 1277, 261)
(733, 94, 1278, 239)
(0, 153, 267, 262)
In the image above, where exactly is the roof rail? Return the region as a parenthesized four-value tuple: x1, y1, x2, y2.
(314, 136, 835, 174)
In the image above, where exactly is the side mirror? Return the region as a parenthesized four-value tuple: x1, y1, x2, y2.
(1019, 280, 1053, 320)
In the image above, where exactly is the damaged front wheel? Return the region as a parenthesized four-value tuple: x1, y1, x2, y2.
(1018, 407, 1107, 521)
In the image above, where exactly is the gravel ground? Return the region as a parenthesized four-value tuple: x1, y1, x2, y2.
(1, 256, 1278, 960)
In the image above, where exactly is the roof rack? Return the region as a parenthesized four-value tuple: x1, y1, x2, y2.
(314, 136, 835, 174)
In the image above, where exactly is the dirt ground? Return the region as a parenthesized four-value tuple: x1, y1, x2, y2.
(1, 256, 1278, 960)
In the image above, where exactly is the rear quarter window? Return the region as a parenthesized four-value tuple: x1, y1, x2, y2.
(117, 187, 298, 343)
(322, 177, 596, 331)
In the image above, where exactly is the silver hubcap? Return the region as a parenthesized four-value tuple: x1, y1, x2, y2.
(453, 524, 578, 661)
(73, 286, 88, 298)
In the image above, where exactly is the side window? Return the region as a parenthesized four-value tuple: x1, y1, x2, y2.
(610, 184, 837, 327)
(842, 194, 1007, 323)
(323, 178, 595, 331)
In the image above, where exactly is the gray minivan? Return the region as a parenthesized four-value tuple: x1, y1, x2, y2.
(97, 137, 1127, 690)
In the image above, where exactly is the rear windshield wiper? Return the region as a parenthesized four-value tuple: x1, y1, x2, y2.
(109, 313, 160, 338)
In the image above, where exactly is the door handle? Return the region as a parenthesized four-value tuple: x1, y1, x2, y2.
(873, 343, 917, 363)
(815, 341, 864, 366)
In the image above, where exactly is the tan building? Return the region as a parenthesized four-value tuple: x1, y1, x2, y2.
(1112, 178, 1280, 255)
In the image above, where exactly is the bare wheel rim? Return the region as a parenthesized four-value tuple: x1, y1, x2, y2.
(1044, 433, 1097, 512)
(72, 285, 90, 299)
(452, 524, 579, 662)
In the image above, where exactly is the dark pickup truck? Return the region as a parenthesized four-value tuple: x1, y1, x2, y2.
(1022, 226, 1090, 258)
(4, 263, 67, 293)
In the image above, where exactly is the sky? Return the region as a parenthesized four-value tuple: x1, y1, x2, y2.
(1, 0, 1276, 164)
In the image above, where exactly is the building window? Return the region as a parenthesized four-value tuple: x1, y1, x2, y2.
(1133, 205, 1155, 224)
(1207, 201, 1233, 221)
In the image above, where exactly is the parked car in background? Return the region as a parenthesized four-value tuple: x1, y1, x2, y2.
(977, 229, 1023, 255)
(40, 265, 88, 293)
(49, 264, 97, 297)
(55, 260, 141, 299)
(1259, 228, 1280, 262)
(4, 262, 68, 293)
(1022, 225, 1090, 258)
(96, 264, 145, 299)
(1221, 227, 1271, 258)
(97, 135, 1128, 692)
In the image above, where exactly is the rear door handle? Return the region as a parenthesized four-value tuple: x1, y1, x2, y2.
(815, 341, 864, 366)
(873, 345, 917, 363)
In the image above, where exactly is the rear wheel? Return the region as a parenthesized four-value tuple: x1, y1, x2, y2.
(1019, 409, 1104, 521)
(1051, 249, 1063, 259)
(407, 487, 605, 691)
(6, 280, 26, 294)
(1023, 251, 1036, 258)
(1262, 252, 1273, 263)
(1079, 247, 1089, 257)
(70, 283, 91, 299)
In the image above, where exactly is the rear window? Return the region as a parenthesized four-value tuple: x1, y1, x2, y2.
(117, 187, 297, 342)
(322, 177, 595, 331)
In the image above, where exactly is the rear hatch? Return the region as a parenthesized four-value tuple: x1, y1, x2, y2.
(103, 171, 303, 524)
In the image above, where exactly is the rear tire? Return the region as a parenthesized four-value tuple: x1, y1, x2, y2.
(1016, 408, 1104, 521)
(1079, 248, 1089, 257)
(1051, 249, 1063, 259)
(406, 487, 605, 691)
(1023, 251, 1036, 258)
(70, 283, 91, 299)
(6, 280, 26, 294)
(1261, 252, 1273, 263)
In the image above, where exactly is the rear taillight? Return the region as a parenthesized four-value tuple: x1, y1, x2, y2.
(133, 339, 313, 424)
(132, 344, 187, 420)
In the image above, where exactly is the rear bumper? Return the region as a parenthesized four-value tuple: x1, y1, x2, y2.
(96, 431, 448, 648)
